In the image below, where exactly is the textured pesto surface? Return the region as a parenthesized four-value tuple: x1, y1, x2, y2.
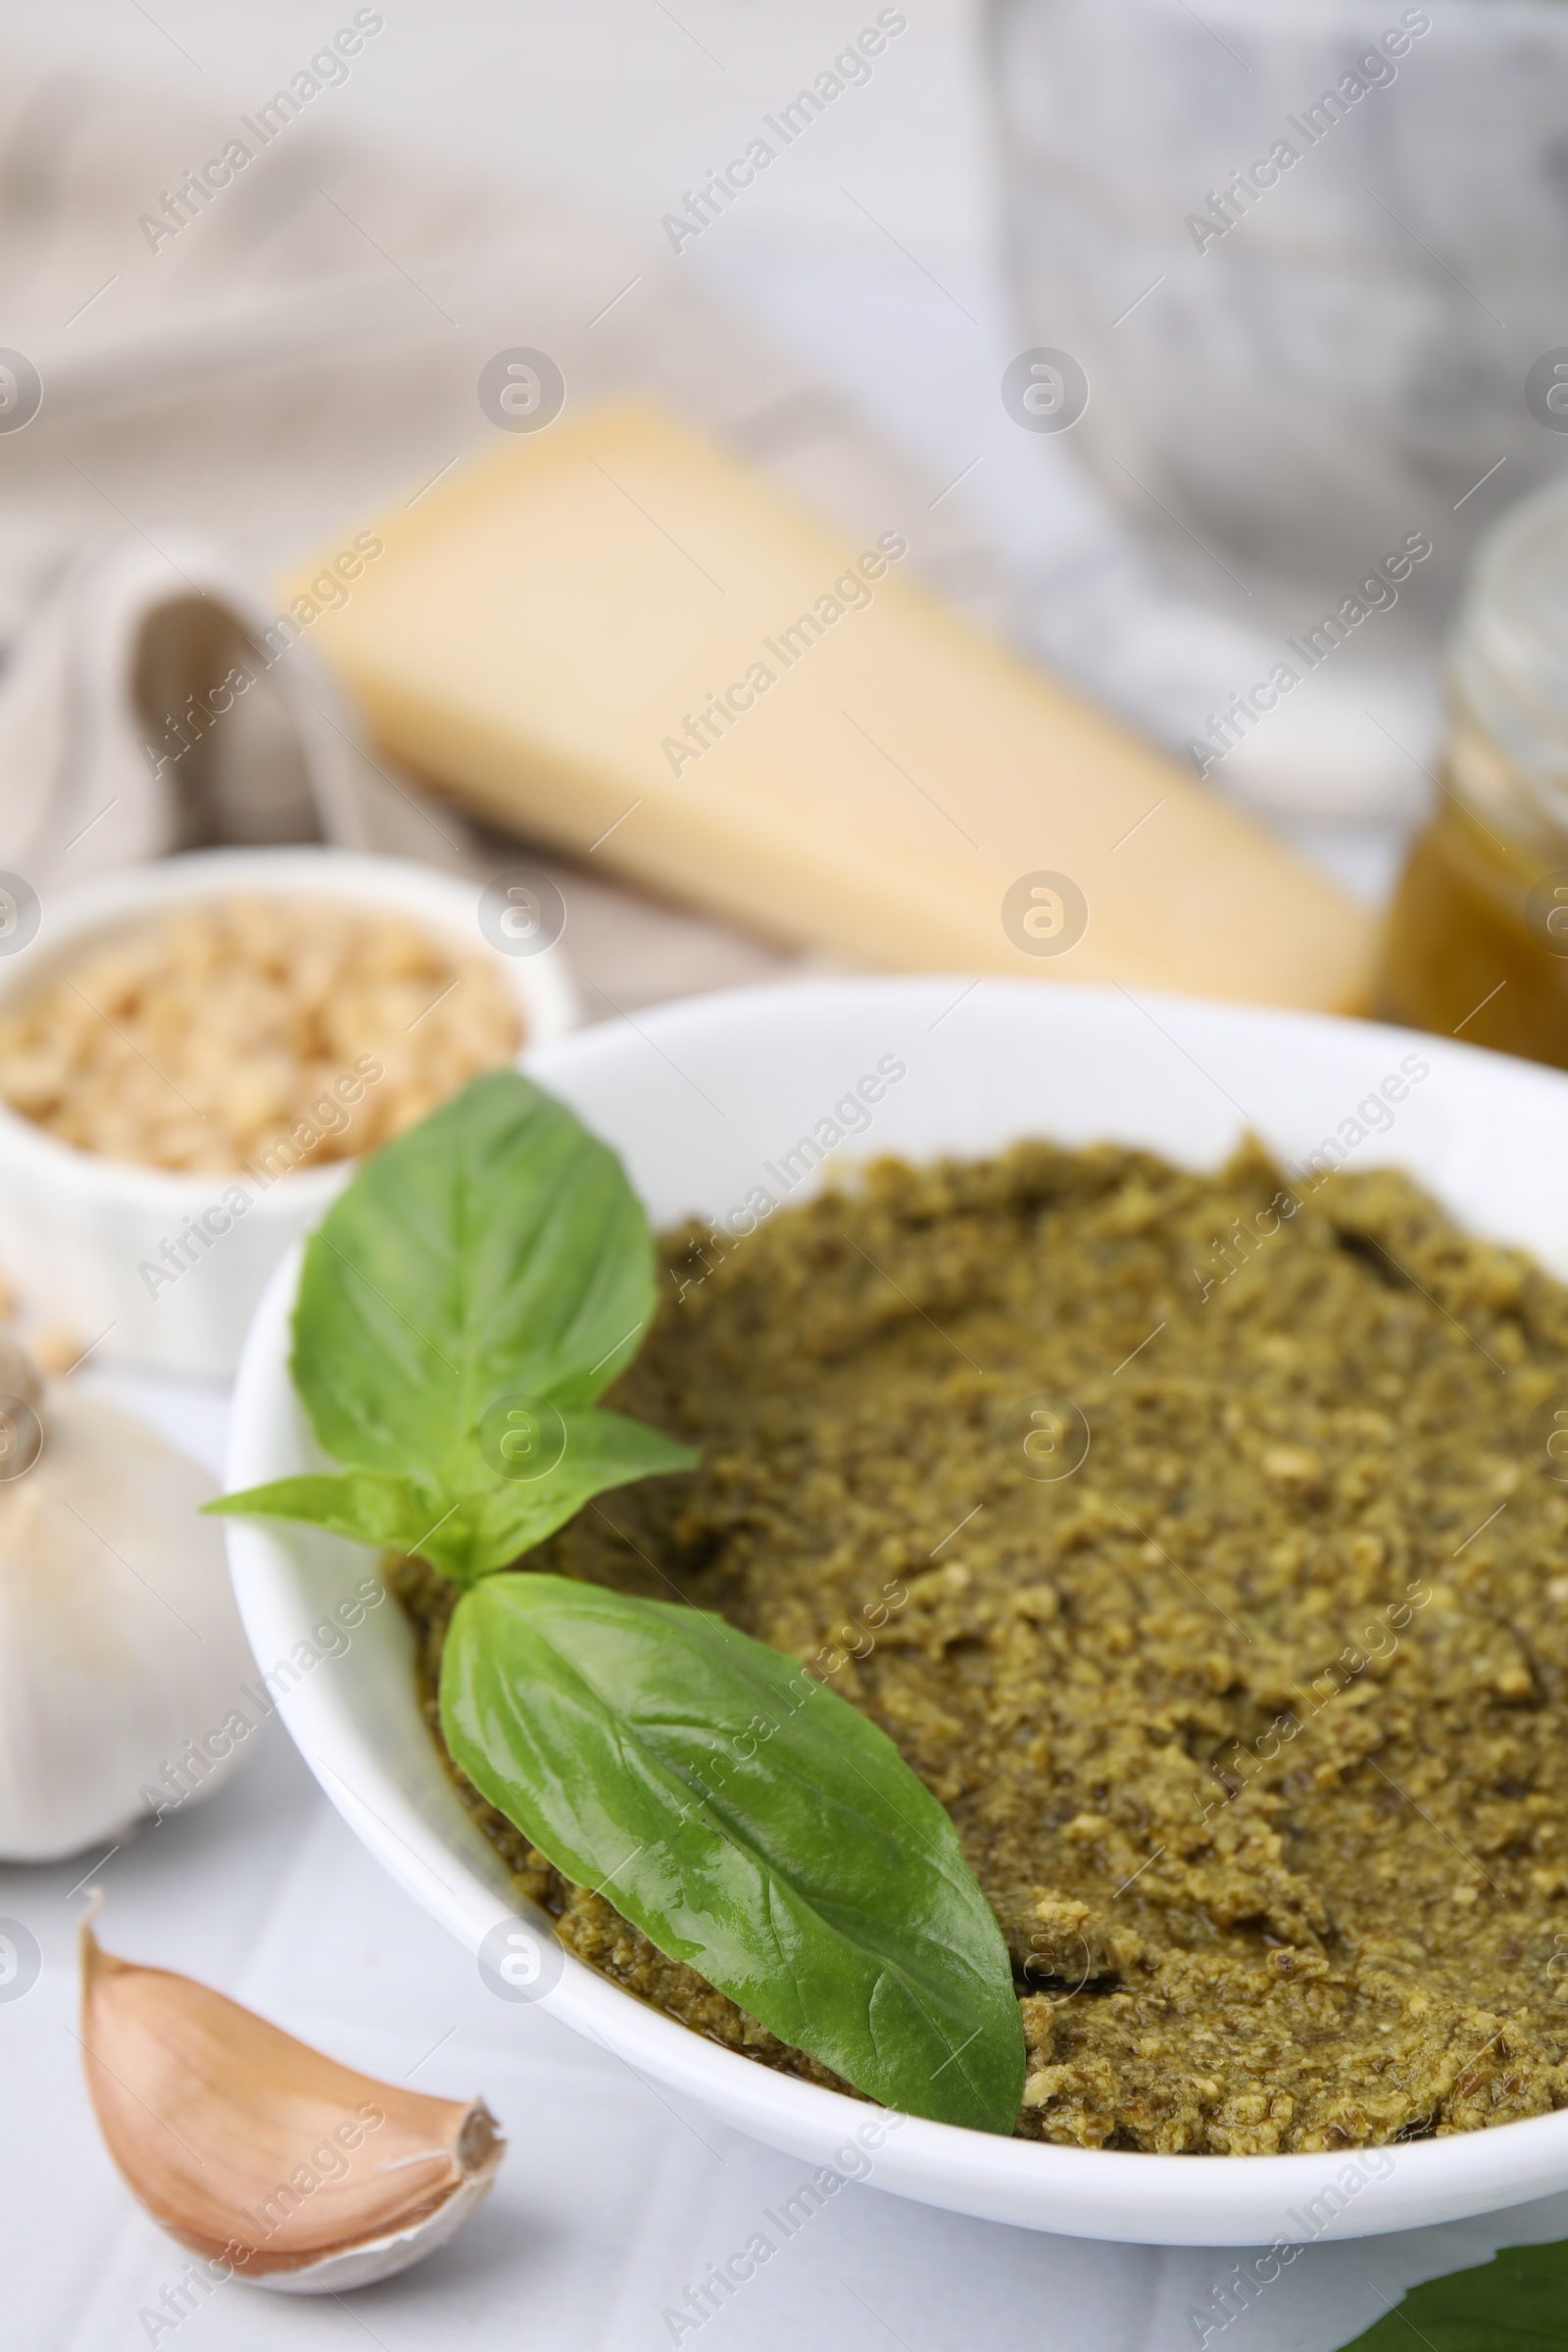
(398, 1140, 1568, 2152)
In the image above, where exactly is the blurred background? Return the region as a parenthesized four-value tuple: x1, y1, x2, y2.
(12, 0, 1562, 926)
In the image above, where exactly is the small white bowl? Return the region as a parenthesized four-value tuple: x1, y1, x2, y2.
(0, 847, 578, 1376)
(223, 979, 1568, 2244)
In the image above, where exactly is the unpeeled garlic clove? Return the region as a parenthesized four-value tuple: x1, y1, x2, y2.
(80, 1917, 505, 2292)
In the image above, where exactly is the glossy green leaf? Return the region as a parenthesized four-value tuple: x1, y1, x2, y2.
(440, 1572, 1026, 2132)
(453, 1410, 697, 1580)
(292, 1068, 659, 1483)
(205, 1471, 438, 1550)
(1334, 2238, 1568, 2351)
(213, 1417, 696, 1588)
(213, 1070, 695, 1584)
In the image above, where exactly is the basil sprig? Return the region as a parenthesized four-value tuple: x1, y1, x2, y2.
(210, 1070, 696, 1583)
(211, 1071, 1025, 2133)
(445, 1573, 1025, 2131)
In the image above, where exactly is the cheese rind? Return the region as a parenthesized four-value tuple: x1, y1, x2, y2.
(286, 403, 1373, 1009)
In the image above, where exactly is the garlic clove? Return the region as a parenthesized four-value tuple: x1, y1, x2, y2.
(80, 1919, 505, 2291)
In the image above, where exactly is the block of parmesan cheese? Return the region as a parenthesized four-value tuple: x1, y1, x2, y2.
(285, 402, 1372, 1008)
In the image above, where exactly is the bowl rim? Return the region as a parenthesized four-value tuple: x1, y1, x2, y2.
(221, 976, 1568, 2246)
(0, 844, 578, 1208)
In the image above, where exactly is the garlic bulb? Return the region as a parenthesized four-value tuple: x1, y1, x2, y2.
(0, 1329, 42, 1475)
(81, 1918, 505, 2291)
(0, 1336, 256, 1859)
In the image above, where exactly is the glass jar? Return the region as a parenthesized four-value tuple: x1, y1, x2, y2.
(1377, 478, 1568, 1068)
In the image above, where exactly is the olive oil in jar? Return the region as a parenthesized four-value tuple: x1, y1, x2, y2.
(1377, 478, 1568, 1068)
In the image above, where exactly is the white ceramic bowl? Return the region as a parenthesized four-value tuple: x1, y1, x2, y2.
(0, 848, 578, 1377)
(223, 978, 1568, 2246)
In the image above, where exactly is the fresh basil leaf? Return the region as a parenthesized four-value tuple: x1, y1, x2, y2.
(206, 1416, 696, 1587)
(1334, 2238, 1568, 2351)
(207, 1472, 490, 1586)
(204, 1471, 438, 1550)
(440, 1573, 1025, 2132)
(293, 1070, 658, 1483)
(211, 1073, 696, 1588)
(455, 1411, 698, 1581)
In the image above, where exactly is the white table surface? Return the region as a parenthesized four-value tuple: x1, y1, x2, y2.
(2, 1362, 1566, 2352)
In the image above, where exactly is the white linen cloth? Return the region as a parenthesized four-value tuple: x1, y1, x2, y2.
(0, 51, 1010, 938)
